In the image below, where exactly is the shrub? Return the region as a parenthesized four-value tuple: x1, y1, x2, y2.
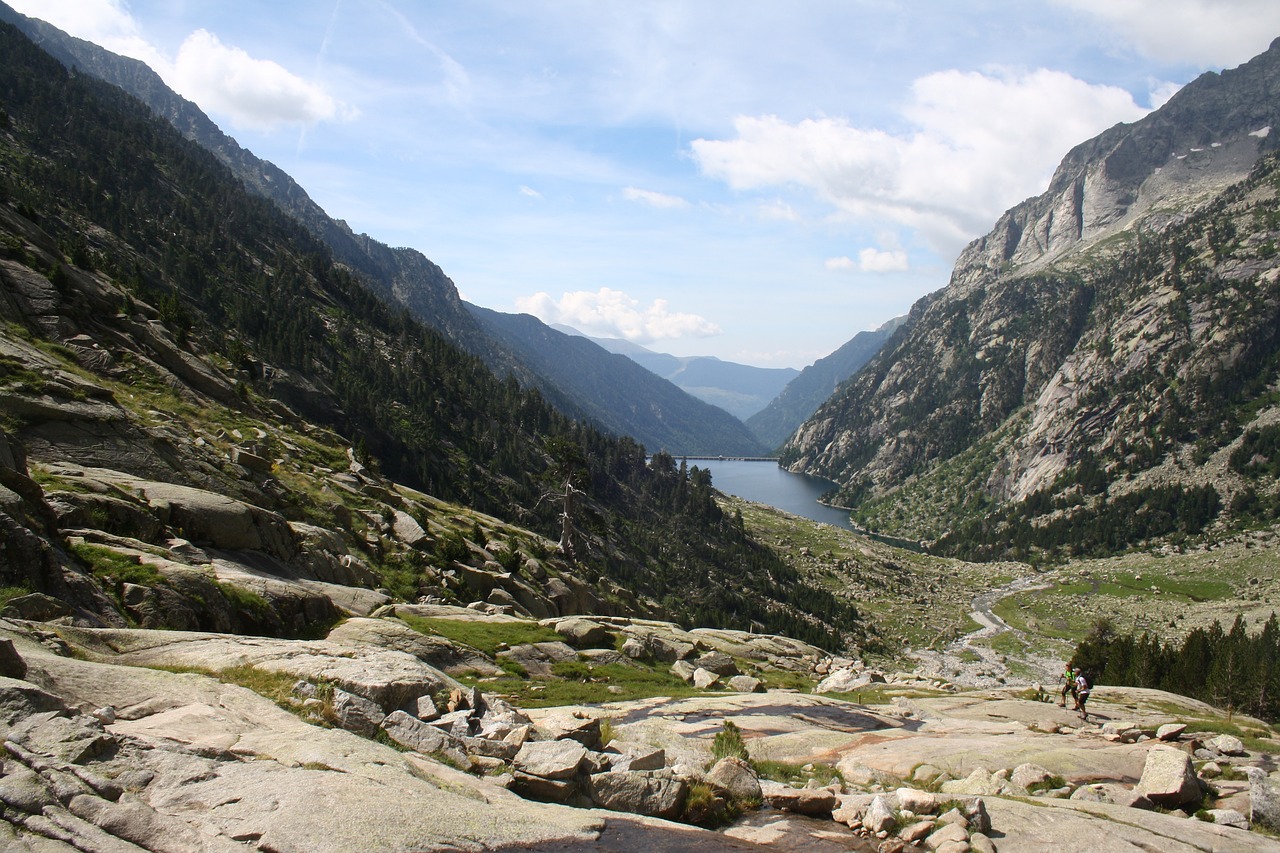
(711, 720, 749, 762)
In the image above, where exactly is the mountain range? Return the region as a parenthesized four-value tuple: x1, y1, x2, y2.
(782, 37, 1280, 558)
(0, 3, 775, 458)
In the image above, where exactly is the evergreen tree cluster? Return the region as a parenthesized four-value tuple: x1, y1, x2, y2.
(1072, 614, 1280, 724)
(934, 481, 1220, 562)
(0, 22, 858, 648)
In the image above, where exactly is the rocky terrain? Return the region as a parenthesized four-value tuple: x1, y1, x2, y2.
(2, 602, 1280, 852)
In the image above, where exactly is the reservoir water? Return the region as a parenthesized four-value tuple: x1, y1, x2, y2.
(685, 458, 855, 530)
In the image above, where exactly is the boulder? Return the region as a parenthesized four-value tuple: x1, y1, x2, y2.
(901, 820, 936, 844)
(1010, 762, 1054, 791)
(926, 822, 969, 850)
(644, 634, 696, 663)
(761, 781, 837, 817)
(1156, 723, 1187, 741)
(1207, 808, 1249, 829)
(815, 667, 885, 694)
(692, 668, 720, 689)
(1246, 767, 1280, 832)
(670, 660, 697, 683)
(1135, 746, 1202, 809)
(621, 637, 647, 659)
(694, 651, 740, 676)
(864, 794, 896, 833)
(586, 770, 688, 820)
(330, 688, 385, 737)
(609, 747, 666, 773)
(554, 617, 613, 649)
(896, 787, 937, 814)
(391, 510, 431, 549)
(706, 757, 761, 803)
(0, 638, 26, 679)
(380, 710, 464, 758)
(1070, 783, 1154, 810)
(1207, 734, 1246, 756)
(513, 740, 588, 781)
(2, 593, 74, 622)
(727, 675, 763, 693)
(536, 713, 602, 750)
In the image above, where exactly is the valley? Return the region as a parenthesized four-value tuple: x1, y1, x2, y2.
(1, 5, 1280, 851)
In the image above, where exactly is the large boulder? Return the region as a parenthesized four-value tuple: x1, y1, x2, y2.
(1246, 767, 1280, 832)
(513, 740, 588, 781)
(1135, 746, 1202, 809)
(706, 756, 762, 803)
(554, 617, 613, 649)
(586, 770, 688, 820)
(815, 666, 883, 694)
(694, 651, 739, 677)
(761, 780, 837, 817)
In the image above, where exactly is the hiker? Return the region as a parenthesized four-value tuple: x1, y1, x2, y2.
(1058, 664, 1077, 707)
(1074, 670, 1093, 721)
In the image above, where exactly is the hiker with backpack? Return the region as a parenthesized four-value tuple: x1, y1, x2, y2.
(1074, 670, 1093, 721)
(1058, 664, 1078, 707)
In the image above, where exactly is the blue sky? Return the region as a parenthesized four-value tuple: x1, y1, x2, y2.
(14, 1, 1280, 368)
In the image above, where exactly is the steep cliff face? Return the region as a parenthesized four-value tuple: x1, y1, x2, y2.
(952, 37, 1280, 291)
(783, 39, 1280, 555)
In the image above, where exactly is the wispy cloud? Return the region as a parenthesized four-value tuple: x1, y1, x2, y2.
(691, 67, 1149, 257)
(519, 185, 544, 199)
(622, 187, 689, 209)
(1053, 0, 1280, 66)
(515, 287, 720, 343)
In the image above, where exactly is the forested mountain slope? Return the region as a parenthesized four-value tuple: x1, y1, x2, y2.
(0, 20, 857, 646)
(469, 307, 767, 456)
(747, 317, 902, 450)
(782, 38, 1280, 559)
(0, 1, 757, 457)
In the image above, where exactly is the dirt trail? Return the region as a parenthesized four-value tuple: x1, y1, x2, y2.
(908, 574, 1061, 688)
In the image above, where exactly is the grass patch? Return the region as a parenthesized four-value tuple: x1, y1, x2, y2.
(467, 661, 700, 708)
(69, 542, 165, 587)
(0, 584, 33, 608)
(399, 614, 562, 656)
(824, 685, 945, 706)
(752, 759, 843, 787)
(214, 581, 273, 621)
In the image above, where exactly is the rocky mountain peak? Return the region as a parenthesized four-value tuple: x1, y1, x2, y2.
(951, 36, 1280, 293)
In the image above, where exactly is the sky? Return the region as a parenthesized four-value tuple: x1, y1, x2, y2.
(11, 1, 1280, 368)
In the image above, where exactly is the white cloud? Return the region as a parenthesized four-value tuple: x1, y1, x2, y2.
(691, 67, 1148, 257)
(7, 0, 166, 69)
(858, 248, 909, 272)
(170, 30, 355, 130)
(7, 0, 352, 131)
(1054, 0, 1280, 67)
(519, 185, 543, 199)
(622, 187, 689, 209)
(826, 249, 909, 273)
(515, 287, 720, 343)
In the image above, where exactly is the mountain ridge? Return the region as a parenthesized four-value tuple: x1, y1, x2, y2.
(553, 326, 800, 421)
(0, 1, 762, 458)
(782, 37, 1280, 558)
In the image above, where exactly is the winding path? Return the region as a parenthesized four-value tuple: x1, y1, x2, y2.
(909, 574, 1059, 688)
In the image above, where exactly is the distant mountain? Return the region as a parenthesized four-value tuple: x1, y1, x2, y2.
(473, 310, 767, 455)
(745, 317, 903, 449)
(0, 2, 758, 457)
(556, 328, 798, 421)
(782, 37, 1280, 559)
